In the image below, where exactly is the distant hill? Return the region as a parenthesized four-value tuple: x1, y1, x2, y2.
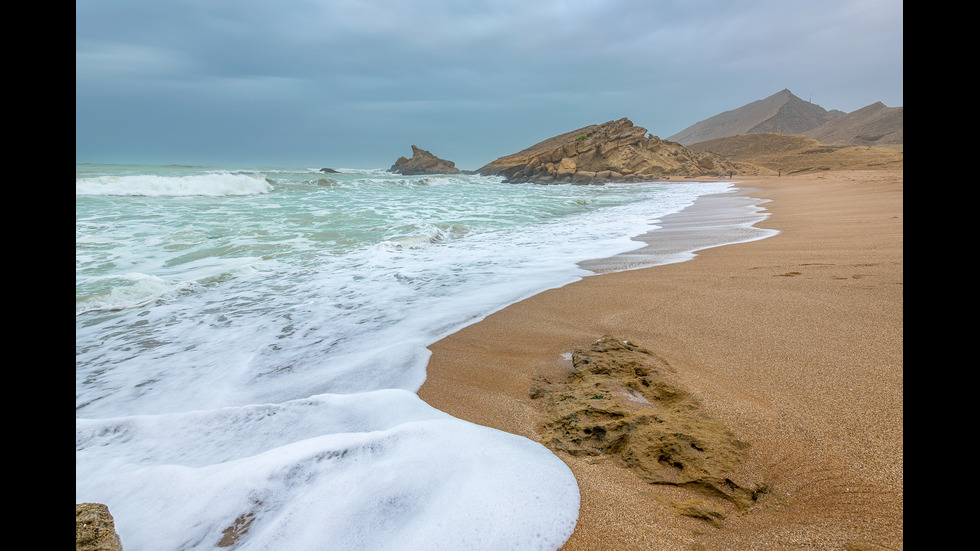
(802, 101, 903, 148)
(686, 133, 903, 175)
(668, 89, 844, 146)
(669, 89, 902, 150)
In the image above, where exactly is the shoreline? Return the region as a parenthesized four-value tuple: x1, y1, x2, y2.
(418, 170, 903, 549)
(579, 183, 778, 275)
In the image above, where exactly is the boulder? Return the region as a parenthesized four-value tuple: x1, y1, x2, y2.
(76, 503, 123, 551)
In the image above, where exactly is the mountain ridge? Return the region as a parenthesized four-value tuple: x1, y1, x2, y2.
(668, 89, 844, 145)
(668, 89, 901, 149)
(802, 101, 902, 147)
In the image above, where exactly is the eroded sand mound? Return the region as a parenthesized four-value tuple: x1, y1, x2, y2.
(531, 336, 768, 524)
(687, 133, 903, 174)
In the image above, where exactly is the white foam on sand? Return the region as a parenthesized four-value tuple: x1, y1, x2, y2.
(76, 390, 579, 551)
(579, 186, 778, 274)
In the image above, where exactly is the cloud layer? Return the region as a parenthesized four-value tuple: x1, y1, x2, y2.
(76, 0, 903, 169)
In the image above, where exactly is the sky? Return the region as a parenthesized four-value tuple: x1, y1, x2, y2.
(76, 0, 903, 170)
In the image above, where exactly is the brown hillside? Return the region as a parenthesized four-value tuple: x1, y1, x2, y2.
(668, 89, 840, 146)
(670, 89, 902, 149)
(687, 133, 903, 175)
(803, 102, 903, 149)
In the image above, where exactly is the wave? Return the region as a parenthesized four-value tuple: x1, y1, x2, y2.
(75, 272, 193, 314)
(75, 172, 274, 197)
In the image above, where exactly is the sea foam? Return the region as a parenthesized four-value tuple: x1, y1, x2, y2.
(76, 390, 579, 551)
(76, 165, 772, 550)
(75, 171, 274, 196)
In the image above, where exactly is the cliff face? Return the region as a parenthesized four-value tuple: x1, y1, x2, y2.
(477, 118, 740, 184)
(389, 145, 461, 175)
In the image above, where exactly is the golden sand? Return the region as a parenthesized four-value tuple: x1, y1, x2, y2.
(418, 170, 903, 550)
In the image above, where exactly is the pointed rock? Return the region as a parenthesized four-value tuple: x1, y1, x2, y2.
(388, 145, 460, 175)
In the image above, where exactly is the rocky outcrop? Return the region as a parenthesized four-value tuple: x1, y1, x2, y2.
(388, 145, 461, 175)
(76, 503, 123, 551)
(531, 336, 768, 523)
(477, 118, 740, 184)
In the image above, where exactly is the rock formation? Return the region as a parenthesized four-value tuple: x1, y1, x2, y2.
(388, 145, 461, 175)
(477, 118, 740, 184)
(76, 503, 123, 551)
(531, 336, 768, 523)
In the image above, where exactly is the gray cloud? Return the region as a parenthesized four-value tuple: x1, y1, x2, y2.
(76, 0, 903, 169)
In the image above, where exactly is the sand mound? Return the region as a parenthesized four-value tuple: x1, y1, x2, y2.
(687, 133, 903, 174)
(531, 336, 768, 524)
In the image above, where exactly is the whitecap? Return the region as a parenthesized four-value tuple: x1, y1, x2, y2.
(75, 172, 274, 196)
(75, 272, 191, 313)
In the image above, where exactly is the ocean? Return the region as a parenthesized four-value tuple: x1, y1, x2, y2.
(76, 163, 775, 550)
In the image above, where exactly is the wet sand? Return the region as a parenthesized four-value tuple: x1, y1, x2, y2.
(418, 170, 903, 550)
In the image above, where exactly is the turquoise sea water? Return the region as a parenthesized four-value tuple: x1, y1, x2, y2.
(75, 163, 773, 550)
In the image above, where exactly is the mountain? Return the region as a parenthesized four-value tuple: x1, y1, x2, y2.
(477, 118, 745, 184)
(669, 89, 903, 149)
(802, 101, 903, 148)
(668, 89, 843, 146)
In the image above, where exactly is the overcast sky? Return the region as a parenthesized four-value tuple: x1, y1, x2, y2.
(76, 0, 903, 169)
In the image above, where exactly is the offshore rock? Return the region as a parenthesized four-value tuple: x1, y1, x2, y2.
(76, 503, 123, 551)
(477, 118, 740, 183)
(389, 145, 461, 175)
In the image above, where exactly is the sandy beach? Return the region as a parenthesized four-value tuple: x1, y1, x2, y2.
(418, 170, 903, 550)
